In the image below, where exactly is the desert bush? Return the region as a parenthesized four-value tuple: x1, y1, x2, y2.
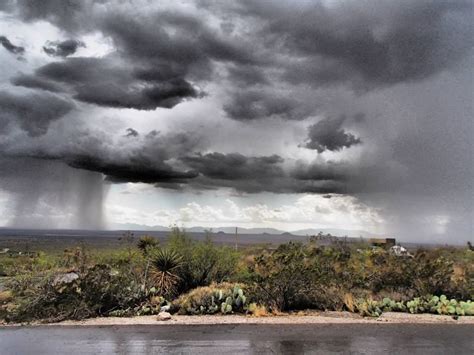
(5, 273, 40, 297)
(0, 290, 12, 304)
(2, 234, 472, 322)
(172, 283, 247, 315)
(339, 247, 471, 300)
(354, 294, 473, 317)
(149, 248, 184, 298)
(167, 228, 240, 291)
(7, 264, 146, 323)
(137, 236, 158, 255)
(247, 242, 340, 311)
(247, 303, 269, 317)
(410, 253, 454, 296)
(0, 253, 62, 277)
(245, 241, 473, 312)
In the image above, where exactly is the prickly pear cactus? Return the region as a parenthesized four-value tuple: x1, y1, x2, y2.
(356, 295, 472, 317)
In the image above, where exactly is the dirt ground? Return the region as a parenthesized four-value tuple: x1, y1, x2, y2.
(3, 311, 472, 327)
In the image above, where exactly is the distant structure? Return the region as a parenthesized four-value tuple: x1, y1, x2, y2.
(369, 238, 396, 249)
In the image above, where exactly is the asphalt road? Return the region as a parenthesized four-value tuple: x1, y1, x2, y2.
(1, 324, 473, 354)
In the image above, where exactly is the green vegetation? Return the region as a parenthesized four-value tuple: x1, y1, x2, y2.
(172, 284, 246, 315)
(0, 228, 472, 323)
(149, 248, 184, 298)
(137, 235, 158, 255)
(355, 295, 474, 317)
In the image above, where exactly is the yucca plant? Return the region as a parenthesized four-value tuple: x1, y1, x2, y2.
(137, 236, 158, 255)
(150, 249, 184, 297)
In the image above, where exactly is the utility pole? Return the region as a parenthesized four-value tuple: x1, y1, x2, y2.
(235, 227, 238, 251)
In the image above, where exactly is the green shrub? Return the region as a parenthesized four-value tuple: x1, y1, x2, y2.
(356, 299, 383, 317)
(137, 236, 158, 256)
(167, 228, 240, 292)
(172, 283, 247, 315)
(3, 236, 472, 322)
(247, 242, 346, 311)
(355, 295, 473, 317)
(149, 248, 184, 298)
(7, 264, 146, 323)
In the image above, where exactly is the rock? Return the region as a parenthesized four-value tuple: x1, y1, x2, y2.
(160, 304, 171, 312)
(157, 312, 172, 321)
(52, 272, 79, 286)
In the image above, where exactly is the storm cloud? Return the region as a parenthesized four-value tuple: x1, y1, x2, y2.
(67, 154, 198, 184)
(11, 73, 63, 92)
(0, 35, 24, 55)
(43, 39, 85, 57)
(180, 153, 350, 194)
(224, 90, 315, 121)
(0, 90, 74, 136)
(303, 116, 361, 153)
(18, 57, 203, 110)
(182, 152, 284, 180)
(231, 0, 474, 88)
(0, 0, 472, 242)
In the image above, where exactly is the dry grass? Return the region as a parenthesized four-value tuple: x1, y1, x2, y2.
(248, 303, 269, 317)
(0, 291, 13, 304)
(343, 293, 355, 312)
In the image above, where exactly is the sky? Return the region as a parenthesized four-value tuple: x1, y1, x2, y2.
(0, 0, 472, 243)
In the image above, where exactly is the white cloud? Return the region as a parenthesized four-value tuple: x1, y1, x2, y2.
(105, 193, 384, 232)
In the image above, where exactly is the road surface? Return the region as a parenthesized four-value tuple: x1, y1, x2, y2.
(1, 324, 473, 354)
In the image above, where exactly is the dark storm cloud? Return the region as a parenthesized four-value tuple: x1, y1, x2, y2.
(182, 152, 284, 180)
(179, 152, 349, 194)
(0, 35, 24, 55)
(1, 0, 472, 240)
(75, 77, 201, 110)
(20, 57, 202, 110)
(303, 116, 361, 153)
(0, 1, 14, 12)
(66, 154, 198, 184)
(234, 0, 474, 88)
(35, 57, 127, 83)
(100, 11, 257, 71)
(12, 0, 94, 32)
(1, 128, 203, 185)
(11, 73, 63, 92)
(224, 90, 314, 121)
(10, 1, 260, 85)
(3, 120, 351, 192)
(43, 39, 85, 57)
(226, 64, 268, 86)
(8, 0, 473, 91)
(124, 128, 139, 138)
(291, 160, 349, 182)
(0, 90, 74, 136)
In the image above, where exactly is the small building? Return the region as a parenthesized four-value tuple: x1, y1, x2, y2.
(369, 238, 396, 249)
(0, 248, 10, 254)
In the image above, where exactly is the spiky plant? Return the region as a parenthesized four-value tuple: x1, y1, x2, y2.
(137, 236, 158, 255)
(150, 249, 184, 297)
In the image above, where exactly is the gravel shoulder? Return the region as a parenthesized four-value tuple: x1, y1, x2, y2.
(2, 311, 473, 327)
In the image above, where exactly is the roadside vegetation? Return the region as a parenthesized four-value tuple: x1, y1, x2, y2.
(0, 228, 472, 323)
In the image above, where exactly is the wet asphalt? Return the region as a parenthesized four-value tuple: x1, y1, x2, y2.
(1, 323, 473, 354)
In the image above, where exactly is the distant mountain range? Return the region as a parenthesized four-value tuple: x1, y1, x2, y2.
(109, 223, 376, 238)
